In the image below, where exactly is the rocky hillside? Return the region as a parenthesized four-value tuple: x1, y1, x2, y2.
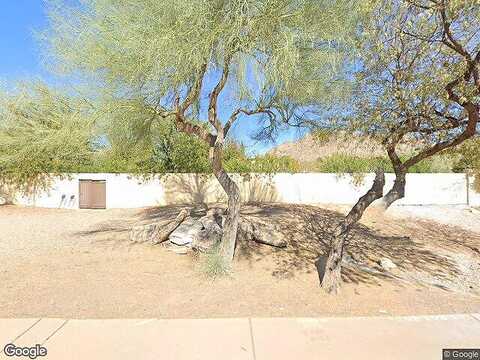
(268, 133, 385, 163)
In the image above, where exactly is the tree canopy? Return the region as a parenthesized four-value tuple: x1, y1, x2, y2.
(350, 0, 479, 159)
(337, 0, 480, 207)
(44, 0, 362, 136)
(42, 0, 366, 264)
(0, 82, 95, 198)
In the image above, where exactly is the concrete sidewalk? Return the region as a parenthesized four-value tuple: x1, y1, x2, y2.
(1, 314, 479, 360)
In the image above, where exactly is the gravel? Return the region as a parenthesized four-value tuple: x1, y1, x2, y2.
(388, 205, 480, 233)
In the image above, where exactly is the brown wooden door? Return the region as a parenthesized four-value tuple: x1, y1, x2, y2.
(90, 180, 106, 209)
(79, 180, 106, 209)
(79, 180, 91, 209)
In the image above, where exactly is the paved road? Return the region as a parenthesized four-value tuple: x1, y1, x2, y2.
(1, 314, 479, 359)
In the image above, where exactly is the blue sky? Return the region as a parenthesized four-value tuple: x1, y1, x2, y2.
(0, 1, 49, 83)
(0, 1, 303, 155)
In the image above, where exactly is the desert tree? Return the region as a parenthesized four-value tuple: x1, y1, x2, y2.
(44, 0, 362, 267)
(91, 99, 213, 174)
(352, 0, 480, 208)
(0, 82, 95, 203)
(320, 0, 480, 293)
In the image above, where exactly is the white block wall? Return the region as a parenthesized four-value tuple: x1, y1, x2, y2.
(12, 172, 477, 209)
(469, 175, 480, 207)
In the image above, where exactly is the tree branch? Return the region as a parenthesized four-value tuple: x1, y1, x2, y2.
(403, 104, 479, 168)
(180, 63, 208, 114)
(208, 54, 233, 135)
(224, 106, 276, 136)
(152, 106, 215, 146)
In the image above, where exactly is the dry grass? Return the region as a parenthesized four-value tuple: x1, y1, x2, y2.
(196, 245, 232, 279)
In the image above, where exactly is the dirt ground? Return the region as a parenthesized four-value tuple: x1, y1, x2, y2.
(390, 204, 480, 233)
(1, 204, 480, 319)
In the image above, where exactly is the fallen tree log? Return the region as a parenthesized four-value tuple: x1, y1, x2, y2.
(190, 208, 287, 251)
(130, 209, 189, 244)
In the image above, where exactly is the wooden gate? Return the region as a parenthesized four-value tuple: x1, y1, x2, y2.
(79, 180, 106, 209)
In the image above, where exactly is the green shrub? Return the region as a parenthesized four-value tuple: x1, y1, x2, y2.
(315, 154, 391, 173)
(249, 154, 300, 173)
(312, 129, 335, 144)
(313, 154, 453, 173)
(223, 144, 252, 173)
(223, 144, 300, 173)
(197, 246, 231, 279)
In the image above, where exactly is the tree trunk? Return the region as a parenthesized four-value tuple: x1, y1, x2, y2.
(319, 229, 346, 294)
(381, 170, 406, 209)
(380, 146, 407, 210)
(320, 171, 386, 293)
(211, 141, 241, 264)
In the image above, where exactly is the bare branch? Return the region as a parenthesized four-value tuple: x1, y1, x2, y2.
(438, 4, 471, 60)
(151, 106, 215, 146)
(208, 54, 233, 135)
(404, 104, 479, 168)
(180, 63, 208, 114)
(224, 106, 276, 136)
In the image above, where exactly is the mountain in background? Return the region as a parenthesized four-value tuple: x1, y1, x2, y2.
(267, 132, 385, 163)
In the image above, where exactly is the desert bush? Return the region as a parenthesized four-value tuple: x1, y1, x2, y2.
(315, 154, 390, 173)
(197, 246, 232, 279)
(248, 154, 300, 173)
(314, 154, 453, 174)
(0, 83, 96, 196)
(223, 145, 300, 174)
(449, 137, 480, 192)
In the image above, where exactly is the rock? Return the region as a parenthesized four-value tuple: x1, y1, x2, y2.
(165, 242, 190, 254)
(168, 218, 203, 246)
(238, 218, 287, 248)
(166, 208, 287, 251)
(191, 214, 223, 251)
(130, 209, 188, 244)
(130, 223, 159, 244)
(379, 257, 397, 271)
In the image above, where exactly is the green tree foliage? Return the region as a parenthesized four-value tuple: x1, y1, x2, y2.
(92, 103, 213, 174)
(450, 136, 480, 191)
(43, 0, 362, 264)
(0, 83, 95, 199)
(319, 0, 480, 293)
(451, 137, 480, 172)
(315, 154, 453, 173)
(346, 0, 480, 207)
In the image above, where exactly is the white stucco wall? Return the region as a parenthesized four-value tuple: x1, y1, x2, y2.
(271, 173, 469, 206)
(12, 172, 476, 209)
(469, 174, 480, 207)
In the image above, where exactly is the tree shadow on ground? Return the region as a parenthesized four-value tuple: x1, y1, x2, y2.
(72, 203, 480, 290)
(235, 204, 477, 289)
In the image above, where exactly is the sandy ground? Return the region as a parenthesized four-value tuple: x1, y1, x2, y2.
(389, 205, 480, 233)
(1, 204, 480, 319)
